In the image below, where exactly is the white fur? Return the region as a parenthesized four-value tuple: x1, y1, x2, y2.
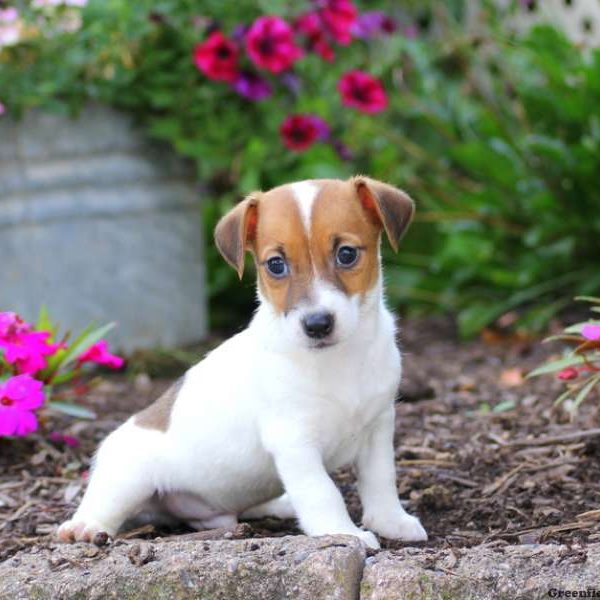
(58, 183, 427, 549)
(291, 180, 319, 234)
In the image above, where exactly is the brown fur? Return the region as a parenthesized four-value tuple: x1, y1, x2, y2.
(214, 177, 415, 315)
(135, 379, 183, 432)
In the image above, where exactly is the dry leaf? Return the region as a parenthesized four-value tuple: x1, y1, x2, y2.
(500, 367, 525, 387)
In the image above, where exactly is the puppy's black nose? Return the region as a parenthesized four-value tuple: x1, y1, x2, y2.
(302, 312, 334, 339)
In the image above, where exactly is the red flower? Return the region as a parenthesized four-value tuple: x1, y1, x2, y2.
(280, 114, 330, 151)
(338, 70, 387, 113)
(295, 12, 335, 62)
(193, 31, 239, 82)
(557, 367, 579, 381)
(319, 0, 357, 45)
(246, 16, 303, 74)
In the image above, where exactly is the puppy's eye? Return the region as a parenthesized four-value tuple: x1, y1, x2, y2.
(336, 245, 359, 268)
(266, 256, 288, 278)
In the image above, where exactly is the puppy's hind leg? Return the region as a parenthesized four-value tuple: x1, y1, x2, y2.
(58, 422, 162, 543)
(241, 493, 296, 520)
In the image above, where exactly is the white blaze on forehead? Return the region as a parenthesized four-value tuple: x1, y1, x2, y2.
(290, 180, 320, 234)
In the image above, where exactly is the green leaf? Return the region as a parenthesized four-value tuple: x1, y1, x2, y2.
(573, 374, 600, 409)
(60, 322, 116, 369)
(48, 401, 96, 420)
(35, 305, 54, 333)
(493, 399, 516, 413)
(575, 296, 600, 304)
(528, 353, 597, 377)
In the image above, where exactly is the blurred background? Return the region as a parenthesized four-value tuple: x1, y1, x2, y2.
(1, 0, 599, 350)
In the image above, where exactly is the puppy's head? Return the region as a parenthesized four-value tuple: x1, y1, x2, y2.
(215, 177, 414, 349)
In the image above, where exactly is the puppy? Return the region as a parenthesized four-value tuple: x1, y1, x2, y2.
(57, 176, 427, 549)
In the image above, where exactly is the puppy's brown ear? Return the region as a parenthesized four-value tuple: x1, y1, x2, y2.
(352, 176, 415, 252)
(214, 194, 259, 279)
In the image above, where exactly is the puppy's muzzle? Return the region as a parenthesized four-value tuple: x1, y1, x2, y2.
(302, 311, 334, 340)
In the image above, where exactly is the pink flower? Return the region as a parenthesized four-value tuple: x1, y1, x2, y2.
(0, 101, 5, 116)
(0, 312, 31, 337)
(77, 340, 124, 369)
(280, 114, 330, 151)
(295, 12, 335, 61)
(582, 324, 600, 341)
(0, 375, 45, 437)
(193, 31, 239, 83)
(557, 367, 579, 381)
(0, 330, 62, 375)
(319, 0, 357, 45)
(246, 16, 303, 74)
(0, 8, 18, 23)
(338, 70, 388, 113)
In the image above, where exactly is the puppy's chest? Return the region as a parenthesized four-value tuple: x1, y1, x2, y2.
(306, 354, 400, 466)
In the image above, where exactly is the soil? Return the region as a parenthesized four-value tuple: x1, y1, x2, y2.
(1, 317, 599, 564)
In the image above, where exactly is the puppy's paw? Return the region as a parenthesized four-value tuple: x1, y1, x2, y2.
(57, 518, 112, 544)
(364, 512, 428, 542)
(355, 529, 380, 550)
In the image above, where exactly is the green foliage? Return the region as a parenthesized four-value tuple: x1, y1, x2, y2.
(1, 1, 598, 334)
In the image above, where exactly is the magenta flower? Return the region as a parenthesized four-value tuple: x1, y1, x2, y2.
(0, 330, 62, 375)
(280, 114, 330, 151)
(78, 340, 124, 369)
(246, 16, 303, 74)
(295, 12, 335, 61)
(318, 0, 357, 45)
(233, 72, 272, 101)
(193, 31, 239, 83)
(0, 375, 45, 437)
(582, 324, 600, 341)
(338, 70, 388, 113)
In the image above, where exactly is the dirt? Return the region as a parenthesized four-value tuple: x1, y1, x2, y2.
(1, 317, 599, 564)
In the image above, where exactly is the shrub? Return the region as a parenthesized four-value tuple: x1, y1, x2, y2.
(1, 1, 597, 334)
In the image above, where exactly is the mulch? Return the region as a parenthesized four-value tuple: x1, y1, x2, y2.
(1, 317, 599, 563)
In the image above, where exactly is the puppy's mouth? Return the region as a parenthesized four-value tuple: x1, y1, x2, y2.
(308, 339, 338, 350)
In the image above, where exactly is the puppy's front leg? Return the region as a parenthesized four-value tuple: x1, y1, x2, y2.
(268, 438, 379, 549)
(356, 407, 427, 542)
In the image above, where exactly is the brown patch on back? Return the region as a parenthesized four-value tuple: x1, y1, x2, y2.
(135, 378, 183, 432)
(310, 180, 382, 298)
(253, 185, 313, 314)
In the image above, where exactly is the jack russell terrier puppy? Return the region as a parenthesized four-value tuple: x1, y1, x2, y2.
(57, 176, 427, 549)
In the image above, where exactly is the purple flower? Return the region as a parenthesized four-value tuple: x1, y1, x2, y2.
(310, 115, 330, 141)
(233, 72, 272, 101)
(281, 72, 302, 96)
(351, 11, 397, 39)
(332, 139, 354, 161)
(231, 24, 248, 44)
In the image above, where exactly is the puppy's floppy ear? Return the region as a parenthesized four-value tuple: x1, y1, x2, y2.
(214, 194, 259, 279)
(352, 176, 415, 252)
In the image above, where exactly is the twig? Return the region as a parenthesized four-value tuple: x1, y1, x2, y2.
(506, 428, 600, 448)
(482, 463, 527, 497)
